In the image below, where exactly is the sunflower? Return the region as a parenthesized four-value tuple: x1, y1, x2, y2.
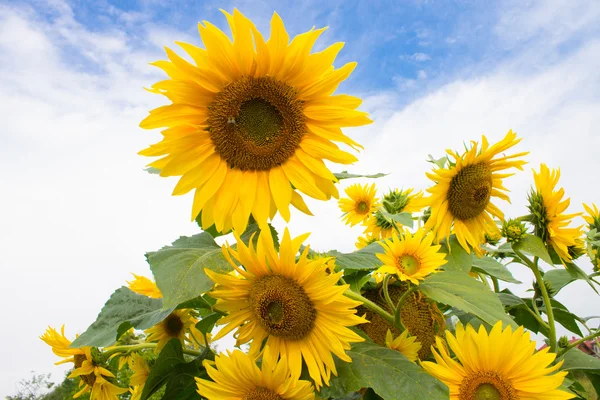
(127, 274, 162, 298)
(144, 309, 201, 352)
(128, 353, 151, 398)
(206, 228, 366, 389)
(139, 9, 371, 233)
(375, 229, 447, 284)
(422, 321, 575, 400)
(425, 130, 528, 256)
(355, 233, 378, 249)
(529, 164, 582, 263)
(77, 375, 128, 400)
(40, 325, 87, 366)
(364, 188, 427, 239)
(196, 348, 315, 399)
(385, 329, 421, 362)
(339, 183, 379, 226)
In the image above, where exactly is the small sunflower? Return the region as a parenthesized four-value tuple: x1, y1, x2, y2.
(40, 325, 87, 365)
(144, 309, 200, 352)
(206, 228, 366, 389)
(355, 233, 378, 249)
(583, 203, 600, 231)
(376, 229, 447, 284)
(422, 321, 575, 400)
(529, 164, 582, 263)
(78, 375, 128, 400)
(339, 183, 379, 226)
(425, 130, 528, 256)
(140, 9, 371, 233)
(129, 353, 151, 388)
(364, 188, 427, 239)
(127, 274, 162, 298)
(385, 329, 421, 362)
(196, 348, 315, 399)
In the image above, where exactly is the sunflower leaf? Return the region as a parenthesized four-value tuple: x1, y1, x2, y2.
(439, 235, 472, 273)
(141, 339, 184, 400)
(472, 256, 521, 283)
(319, 342, 448, 400)
(146, 233, 232, 308)
(70, 287, 174, 348)
(333, 242, 385, 270)
(420, 271, 518, 328)
(512, 234, 554, 265)
(333, 171, 387, 180)
(559, 348, 600, 372)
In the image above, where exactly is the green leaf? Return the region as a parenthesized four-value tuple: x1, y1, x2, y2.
(439, 235, 472, 273)
(333, 171, 387, 180)
(379, 209, 414, 228)
(238, 223, 280, 251)
(140, 339, 185, 400)
(544, 269, 577, 294)
(175, 295, 214, 311)
(71, 287, 173, 348)
(344, 270, 373, 292)
(195, 312, 222, 335)
(472, 257, 521, 283)
(146, 232, 232, 308)
(512, 235, 554, 265)
(565, 262, 600, 295)
(333, 242, 384, 271)
(560, 348, 600, 372)
(420, 272, 517, 328)
(162, 358, 207, 400)
(320, 342, 448, 400)
(497, 292, 526, 309)
(144, 167, 161, 174)
(552, 308, 584, 336)
(194, 212, 230, 238)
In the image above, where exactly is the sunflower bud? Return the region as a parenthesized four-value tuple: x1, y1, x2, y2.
(382, 189, 411, 214)
(502, 219, 528, 244)
(527, 192, 549, 242)
(558, 335, 570, 348)
(533, 279, 555, 299)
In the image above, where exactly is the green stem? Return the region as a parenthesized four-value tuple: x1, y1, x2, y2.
(557, 330, 600, 357)
(382, 275, 395, 312)
(522, 303, 550, 330)
(344, 289, 396, 327)
(102, 343, 203, 360)
(491, 276, 500, 293)
(516, 249, 558, 353)
(393, 285, 417, 330)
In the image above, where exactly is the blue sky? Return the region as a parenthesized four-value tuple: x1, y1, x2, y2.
(1, 0, 600, 396)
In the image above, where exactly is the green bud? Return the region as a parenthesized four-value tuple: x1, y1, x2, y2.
(502, 219, 528, 243)
(558, 336, 570, 348)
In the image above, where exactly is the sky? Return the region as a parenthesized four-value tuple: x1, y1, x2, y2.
(1, 0, 600, 396)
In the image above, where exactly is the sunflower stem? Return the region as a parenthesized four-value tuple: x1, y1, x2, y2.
(491, 276, 500, 293)
(102, 343, 203, 360)
(344, 289, 396, 327)
(557, 330, 600, 357)
(382, 275, 396, 312)
(516, 250, 558, 353)
(394, 285, 417, 330)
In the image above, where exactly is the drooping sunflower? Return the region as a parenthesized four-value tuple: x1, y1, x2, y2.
(422, 321, 575, 400)
(127, 274, 162, 298)
(144, 309, 202, 352)
(206, 228, 366, 389)
(40, 325, 87, 366)
(339, 183, 380, 226)
(196, 348, 315, 400)
(385, 329, 421, 362)
(425, 130, 528, 256)
(363, 188, 427, 239)
(139, 9, 371, 233)
(375, 229, 447, 284)
(529, 164, 582, 263)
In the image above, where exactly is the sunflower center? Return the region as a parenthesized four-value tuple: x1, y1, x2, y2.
(398, 255, 420, 275)
(164, 313, 184, 337)
(356, 200, 370, 214)
(460, 371, 516, 400)
(447, 163, 493, 220)
(244, 387, 284, 400)
(73, 354, 96, 386)
(208, 76, 306, 171)
(249, 274, 316, 340)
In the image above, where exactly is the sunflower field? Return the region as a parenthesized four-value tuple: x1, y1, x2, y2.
(41, 9, 600, 400)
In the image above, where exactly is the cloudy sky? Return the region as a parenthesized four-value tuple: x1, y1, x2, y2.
(2, 0, 600, 395)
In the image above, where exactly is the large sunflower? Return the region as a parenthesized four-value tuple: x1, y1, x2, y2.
(339, 183, 379, 226)
(206, 228, 366, 389)
(425, 130, 528, 256)
(196, 348, 315, 399)
(422, 321, 574, 399)
(375, 229, 447, 284)
(529, 164, 582, 263)
(140, 9, 371, 233)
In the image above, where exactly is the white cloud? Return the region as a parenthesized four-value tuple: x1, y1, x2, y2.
(1, 0, 600, 396)
(417, 69, 428, 79)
